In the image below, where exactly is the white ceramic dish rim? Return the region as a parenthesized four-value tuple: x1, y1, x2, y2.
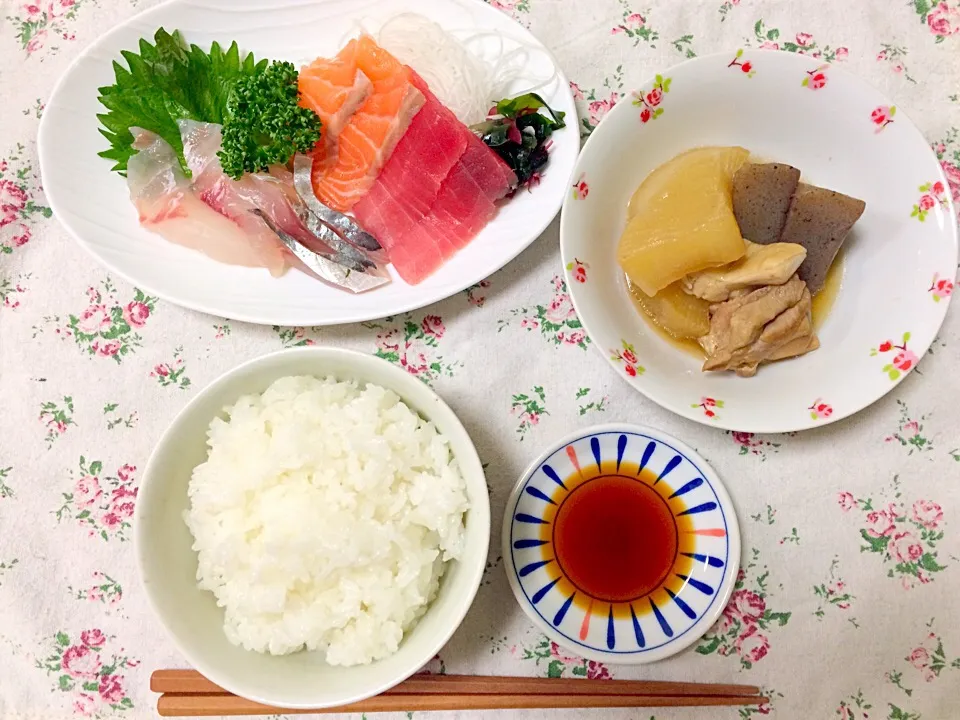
(133, 346, 490, 709)
(559, 51, 958, 435)
(501, 423, 741, 664)
(37, 0, 578, 327)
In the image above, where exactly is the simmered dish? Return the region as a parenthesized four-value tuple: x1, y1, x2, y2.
(619, 147, 865, 377)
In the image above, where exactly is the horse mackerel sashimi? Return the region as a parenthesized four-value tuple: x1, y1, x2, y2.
(126, 128, 288, 275)
(307, 35, 426, 212)
(179, 119, 340, 266)
(353, 71, 516, 284)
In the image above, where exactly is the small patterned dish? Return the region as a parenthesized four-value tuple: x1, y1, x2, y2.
(560, 50, 958, 433)
(503, 424, 740, 664)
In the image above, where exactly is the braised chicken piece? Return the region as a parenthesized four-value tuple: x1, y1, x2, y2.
(682, 240, 807, 302)
(699, 275, 819, 377)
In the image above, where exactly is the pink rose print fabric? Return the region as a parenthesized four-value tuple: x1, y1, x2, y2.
(838, 478, 948, 589)
(3, 2, 960, 719)
(35, 629, 137, 716)
(55, 458, 138, 542)
(696, 549, 791, 668)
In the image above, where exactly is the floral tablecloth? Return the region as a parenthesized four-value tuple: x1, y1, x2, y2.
(2, 0, 959, 718)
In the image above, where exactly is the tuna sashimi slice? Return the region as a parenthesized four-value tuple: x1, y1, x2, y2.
(459, 131, 517, 201)
(298, 40, 372, 172)
(351, 76, 468, 261)
(406, 69, 517, 200)
(353, 181, 446, 284)
(355, 180, 421, 251)
(422, 162, 497, 253)
(372, 95, 467, 218)
(311, 36, 425, 211)
(352, 66, 518, 284)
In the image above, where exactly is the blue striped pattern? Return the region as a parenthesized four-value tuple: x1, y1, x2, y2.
(630, 605, 645, 648)
(638, 441, 655, 474)
(525, 486, 555, 504)
(519, 559, 552, 577)
(650, 599, 673, 637)
(617, 435, 627, 469)
(542, 464, 566, 490)
(606, 606, 616, 649)
(656, 455, 682, 484)
(683, 552, 724, 568)
(669, 477, 703, 498)
(553, 593, 575, 626)
(678, 501, 718, 516)
(677, 573, 715, 596)
(666, 588, 696, 619)
(591, 437, 602, 470)
(515, 513, 548, 525)
(514, 538, 548, 549)
(532, 577, 560, 604)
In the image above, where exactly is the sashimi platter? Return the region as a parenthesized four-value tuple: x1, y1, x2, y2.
(38, 0, 577, 325)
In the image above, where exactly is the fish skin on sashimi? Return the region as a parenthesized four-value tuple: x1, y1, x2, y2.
(298, 39, 372, 172)
(180, 119, 343, 275)
(310, 36, 425, 212)
(126, 129, 287, 274)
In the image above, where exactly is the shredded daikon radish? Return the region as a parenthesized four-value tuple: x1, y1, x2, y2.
(377, 13, 556, 126)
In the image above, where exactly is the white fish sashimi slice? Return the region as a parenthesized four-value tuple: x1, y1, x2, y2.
(126, 129, 287, 274)
(177, 120, 389, 292)
(179, 120, 373, 267)
(179, 120, 305, 278)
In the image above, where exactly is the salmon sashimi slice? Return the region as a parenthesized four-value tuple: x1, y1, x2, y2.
(298, 39, 372, 172)
(311, 36, 425, 211)
(126, 129, 287, 274)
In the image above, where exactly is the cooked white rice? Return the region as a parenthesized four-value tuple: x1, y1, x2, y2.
(184, 375, 468, 666)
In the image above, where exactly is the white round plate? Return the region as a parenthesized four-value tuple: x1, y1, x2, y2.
(38, 0, 576, 326)
(560, 51, 957, 433)
(503, 425, 740, 664)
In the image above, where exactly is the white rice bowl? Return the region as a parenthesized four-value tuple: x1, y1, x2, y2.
(183, 375, 469, 667)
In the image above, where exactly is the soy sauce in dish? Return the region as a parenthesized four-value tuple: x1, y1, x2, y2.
(552, 469, 678, 602)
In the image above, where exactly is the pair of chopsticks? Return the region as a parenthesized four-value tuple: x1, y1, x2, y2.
(152, 670, 767, 716)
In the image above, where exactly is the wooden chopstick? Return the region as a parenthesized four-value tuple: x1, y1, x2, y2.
(152, 670, 766, 716)
(151, 669, 761, 698)
(157, 692, 769, 716)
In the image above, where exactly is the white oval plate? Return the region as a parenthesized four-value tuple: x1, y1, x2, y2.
(560, 50, 957, 433)
(38, 0, 576, 326)
(502, 425, 740, 664)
